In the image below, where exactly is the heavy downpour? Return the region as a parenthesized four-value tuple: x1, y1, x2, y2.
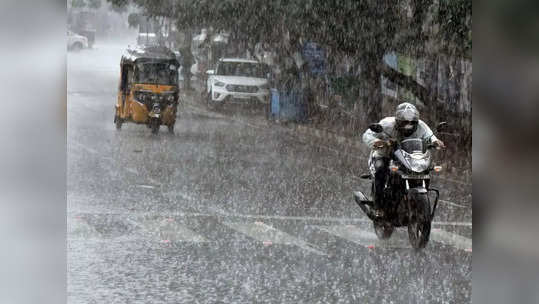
(67, 0, 472, 303)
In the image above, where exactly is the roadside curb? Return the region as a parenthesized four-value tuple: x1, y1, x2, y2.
(180, 92, 471, 185)
(290, 124, 364, 152)
(182, 92, 366, 155)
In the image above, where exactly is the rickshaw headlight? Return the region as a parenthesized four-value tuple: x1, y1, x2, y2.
(135, 92, 148, 102)
(166, 95, 175, 102)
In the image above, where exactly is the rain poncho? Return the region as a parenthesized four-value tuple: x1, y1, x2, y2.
(362, 116, 439, 174)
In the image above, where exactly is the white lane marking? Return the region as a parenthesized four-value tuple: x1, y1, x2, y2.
(318, 225, 472, 251)
(439, 199, 467, 208)
(136, 185, 156, 189)
(223, 221, 326, 256)
(69, 140, 98, 155)
(436, 176, 471, 186)
(69, 140, 114, 162)
(432, 221, 472, 227)
(163, 190, 197, 202)
(67, 210, 472, 227)
(68, 217, 101, 240)
(317, 225, 410, 249)
(431, 228, 472, 251)
(139, 218, 207, 243)
(126, 167, 139, 174)
(148, 177, 160, 184)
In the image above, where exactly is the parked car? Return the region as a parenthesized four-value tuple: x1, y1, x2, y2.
(205, 58, 270, 106)
(137, 33, 158, 46)
(67, 30, 88, 51)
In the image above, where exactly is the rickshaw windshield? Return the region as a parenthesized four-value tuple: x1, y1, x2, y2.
(134, 61, 178, 85)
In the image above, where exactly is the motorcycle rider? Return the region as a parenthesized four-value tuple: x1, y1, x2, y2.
(362, 102, 445, 218)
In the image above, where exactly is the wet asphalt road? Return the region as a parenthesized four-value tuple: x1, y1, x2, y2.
(68, 42, 472, 303)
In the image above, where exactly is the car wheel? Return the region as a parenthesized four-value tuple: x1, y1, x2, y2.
(206, 90, 215, 109)
(71, 42, 83, 52)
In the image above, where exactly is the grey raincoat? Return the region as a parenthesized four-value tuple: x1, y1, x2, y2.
(362, 117, 439, 174)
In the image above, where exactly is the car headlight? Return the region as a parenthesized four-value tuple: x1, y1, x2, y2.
(214, 81, 226, 87)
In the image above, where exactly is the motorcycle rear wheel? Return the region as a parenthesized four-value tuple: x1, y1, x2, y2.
(407, 193, 431, 249)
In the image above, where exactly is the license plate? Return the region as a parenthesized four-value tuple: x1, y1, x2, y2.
(401, 174, 430, 179)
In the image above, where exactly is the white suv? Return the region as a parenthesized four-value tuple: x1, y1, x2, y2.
(67, 30, 88, 51)
(206, 58, 270, 105)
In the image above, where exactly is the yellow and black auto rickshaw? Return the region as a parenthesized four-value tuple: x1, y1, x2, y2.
(114, 45, 180, 134)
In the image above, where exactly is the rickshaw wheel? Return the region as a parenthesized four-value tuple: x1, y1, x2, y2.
(167, 124, 174, 133)
(150, 121, 160, 134)
(115, 117, 123, 130)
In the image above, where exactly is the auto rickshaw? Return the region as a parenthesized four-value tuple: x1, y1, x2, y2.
(114, 45, 180, 134)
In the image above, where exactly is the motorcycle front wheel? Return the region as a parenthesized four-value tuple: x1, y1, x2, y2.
(374, 221, 394, 240)
(407, 193, 431, 249)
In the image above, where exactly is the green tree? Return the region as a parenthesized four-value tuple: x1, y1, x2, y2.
(107, 0, 471, 120)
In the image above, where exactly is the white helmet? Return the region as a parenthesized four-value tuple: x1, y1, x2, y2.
(395, 102, 419, 137)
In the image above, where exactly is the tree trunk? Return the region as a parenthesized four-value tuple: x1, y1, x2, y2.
(181, 29, 193, 91)
(362, 57, 383, 124)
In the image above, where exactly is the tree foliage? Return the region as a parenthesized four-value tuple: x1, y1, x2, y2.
(72, 0, 102, 9)
(107, 0, 471, 119)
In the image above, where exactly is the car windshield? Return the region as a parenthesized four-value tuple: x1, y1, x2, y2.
(216, 62, 267, 78)
(135, 62, 178, 85)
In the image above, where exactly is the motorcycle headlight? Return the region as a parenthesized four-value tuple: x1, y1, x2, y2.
(405, 152, 431, 173)
(214, 81, 226, 87)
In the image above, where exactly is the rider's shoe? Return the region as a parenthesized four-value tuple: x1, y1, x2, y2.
(373, 208, 385, 218)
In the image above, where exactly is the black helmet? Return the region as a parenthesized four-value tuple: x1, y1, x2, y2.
(395, 102, 419, 137)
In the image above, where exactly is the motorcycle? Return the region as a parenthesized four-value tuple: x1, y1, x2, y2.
(353, 122, 447, 249)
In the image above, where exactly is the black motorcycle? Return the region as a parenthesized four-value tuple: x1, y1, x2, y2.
(353, 122, 446, 249)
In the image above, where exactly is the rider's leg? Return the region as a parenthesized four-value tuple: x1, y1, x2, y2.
(373, 156, 389, 214)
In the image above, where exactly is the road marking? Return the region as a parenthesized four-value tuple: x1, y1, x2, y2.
(68, 217, 101, 240)
(139, 218, 207, 243)
(318, 225, 472, 251)
(136, 184, 156, 189)
(163, 190, 197, 202)
(431, 228, 472, 251)
(223, 221, 326, 256)
(436, 177, 471, 186)
(126, 167, 139, 174)
(69, 140, 99, 155)
(69, 140, 114, 161)
(439, 199, 468, 208)
(316, 225, 411, 249)
(68, 210, 472, 227)
(432, 221, 472, 227)
(148, 177, 160, 185)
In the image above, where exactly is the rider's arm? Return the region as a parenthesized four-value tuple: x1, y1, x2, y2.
(419, 120, 439, 144)
(362, 118, 390, 149)
(362, 128, 383, 149)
